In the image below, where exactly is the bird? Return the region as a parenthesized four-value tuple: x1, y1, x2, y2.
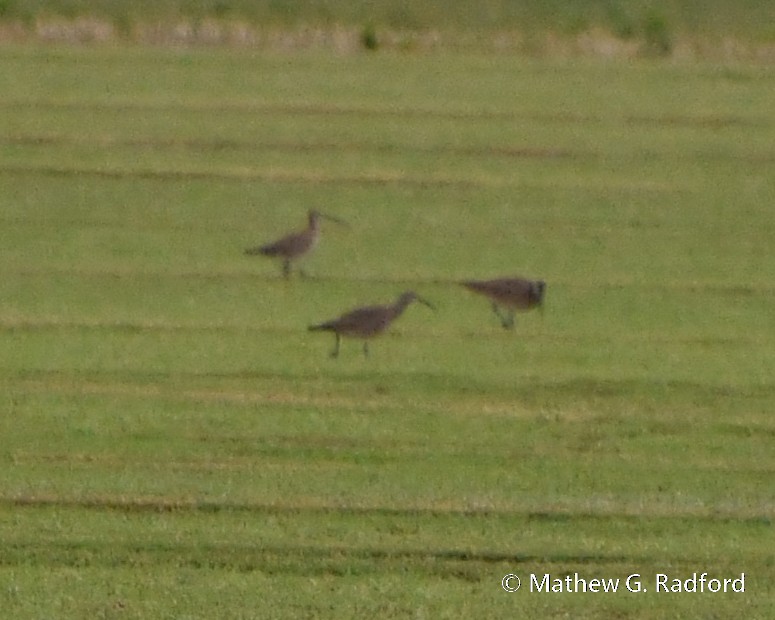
(244, 209, 347, 278)
(308, 291, 435, 358)
(460, 277, 546, 329)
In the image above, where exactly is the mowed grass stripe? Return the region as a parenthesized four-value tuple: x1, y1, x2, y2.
(1, 318, 773, 351)
(2, 96, 771, 128)
(5, 133, 774, 165)
(0, 162, 692, 193)
(0, 162, 494, 189)
(6, 368, 774, 415)
(1, 268, 773, 291)
(0, 539, 630, 573)
(2, 97, 553, 121)
(8, 363, 775, 391)
(0, 163, 695, 194)
(3, 494, 771, 523)
(0, 133, 584, 161)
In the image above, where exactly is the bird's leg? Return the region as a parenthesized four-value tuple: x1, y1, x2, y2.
(329, 334, 341, 358)
(282, 259, 291, 279)
(362, 341, 369, 358)
(490, 303, 515, 329)
(491, 302, 507, 326)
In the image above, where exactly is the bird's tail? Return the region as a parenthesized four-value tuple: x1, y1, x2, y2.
(244, 245, 271, 256)
(460, 280, 486, 293)
(308, 322, 335, 332)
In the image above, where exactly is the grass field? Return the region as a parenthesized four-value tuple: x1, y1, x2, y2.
(1, 44, 774, 617)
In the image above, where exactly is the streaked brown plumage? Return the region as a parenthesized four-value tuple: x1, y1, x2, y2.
(308, 291, 435, 358)
(245, 209, 347, 278)
(461, 277, 546, 329)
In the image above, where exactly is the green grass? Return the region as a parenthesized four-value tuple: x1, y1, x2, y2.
(1, 45, 774, 617)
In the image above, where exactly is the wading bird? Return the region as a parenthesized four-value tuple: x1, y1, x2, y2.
(308, 291, 435, 358)
(245, 209, 347, 278)
(461, 277, 545, 329)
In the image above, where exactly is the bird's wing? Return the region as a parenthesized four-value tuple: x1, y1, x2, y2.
(246, 230, 302, 257)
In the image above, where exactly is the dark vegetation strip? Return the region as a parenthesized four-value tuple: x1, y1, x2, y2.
(0, 162, 482, 189)
(4, 133, 774, 165)
(0, 163, 687, 194)
(3, 494, 770, 524)
(0, 134, 583, 161)
(0, 97, 588, 122)
(625, 114, 770, 129)
(0, 319, 772, 351)
(1, 98, 768, 128)
(0, 540, 640, 577)
(0, 319, 296, 335)
(0, 161, 694, 193)
(2, 268, 773, 296)
(8, 369, 775, 400)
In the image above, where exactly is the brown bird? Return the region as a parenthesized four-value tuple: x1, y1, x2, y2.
(308, 291, 435, 358)
(461, 277, 546, 329)
(245, 209, 347, 278)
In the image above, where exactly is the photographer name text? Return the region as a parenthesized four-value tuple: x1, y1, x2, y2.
(501, 572, 745, 594)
